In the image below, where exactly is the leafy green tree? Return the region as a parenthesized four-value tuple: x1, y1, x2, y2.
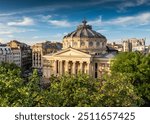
(46, 73, 141, 107)
(100, 73, 143, 107)
(23, 69, 44, 106)
(111, 52, 150, 106)
(0, 61, 146, 107)
(0, 62, 25, 106)
(47, 73, 102, 107)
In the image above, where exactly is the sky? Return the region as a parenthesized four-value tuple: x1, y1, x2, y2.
(0, 0, 150, 45)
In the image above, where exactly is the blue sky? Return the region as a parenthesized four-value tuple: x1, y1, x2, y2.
(0, 0, 150, 45)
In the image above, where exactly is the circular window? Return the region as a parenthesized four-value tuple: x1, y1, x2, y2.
(89, 41, 93, 46)
(81, 41, 85, 46)
(96, 41, 100, 46)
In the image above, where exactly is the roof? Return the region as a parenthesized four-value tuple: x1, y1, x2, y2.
(63, 20, 106, 39)
(94, 52, 117, 59)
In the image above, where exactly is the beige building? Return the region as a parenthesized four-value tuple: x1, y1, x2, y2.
(32, 41, 62, 70)
(7, 40, 32, 69)
(123, 38, 145, 52)
(42, 20, 117, 78)
(107, 42, 123, 52)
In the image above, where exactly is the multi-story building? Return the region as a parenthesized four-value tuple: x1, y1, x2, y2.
(0, 44, 13, 64)
(32, 41, 62, 70)
(7, 40, 32, 70)
(123, 38, 145, 52)
(107, 42, 123, 52)
(42, 20, 117, 79)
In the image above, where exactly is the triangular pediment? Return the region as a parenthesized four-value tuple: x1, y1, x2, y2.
(52, 48, 91, 58)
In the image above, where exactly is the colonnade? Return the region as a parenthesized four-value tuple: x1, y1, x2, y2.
(53, 60, 91, 76)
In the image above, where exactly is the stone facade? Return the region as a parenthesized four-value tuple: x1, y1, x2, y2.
(107, 42, 123, 52)
(42, 47, 114, 78)
(123, 38, 145, 52)
(7, 40, 32, 69)
(42, 20, 116, 79)
(32, 41, 62, 70)
(0, 44, 13, 64)
(63, 20, 107, 55)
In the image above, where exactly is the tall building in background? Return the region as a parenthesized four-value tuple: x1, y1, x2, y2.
(7, 40, 32, 70)
(32, 41, 62, 70)
(0, 44, 13, 64)
(42, 20, 117, 79)
(123, 38, 145, 52)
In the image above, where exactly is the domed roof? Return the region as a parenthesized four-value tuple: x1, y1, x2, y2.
(64, 20, 106, 39)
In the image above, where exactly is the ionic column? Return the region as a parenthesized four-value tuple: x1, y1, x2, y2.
(80, 61, 83, 73)
(87, 62, 91, 75)
(38, 53, 41, 68)
(72, 61, 76, 74)
(65, 61, 69, 73)
(59, 60, 63, 76)
(36, 53, 38, 68)
(93, 62, 95, 78)
(53, 60, 57, 76)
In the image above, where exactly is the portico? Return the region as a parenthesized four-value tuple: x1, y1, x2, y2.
(42, 47, 92, 78)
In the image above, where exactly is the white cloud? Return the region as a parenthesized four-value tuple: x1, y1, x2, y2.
(36, 15, 52, 23)
(7, 17, 34, 26)
(42, 15, 52, 20)
(97, 29, 108, 33)
(118, 0, 148, 11)
(32, 36, 40, 39)
(0, 24, 37, 36)
(87, 13, 148, 27)
(7, 35, 14, 38)
(88, 16, 102, 26)
(48, 20, 71, 27)
(87, 12, 150, 27)
(105, 12, 150, 26)
(0, 31, 12, 35)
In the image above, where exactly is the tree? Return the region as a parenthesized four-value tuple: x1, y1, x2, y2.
(100, 73, 143, 107)
(47, 73, 102, 107)
(0, 62, 25, 106)
(46, 73, 142, 107)
(0, 60, 147, 107)
(111, 52, 150, 106)
(23, 69, 46, 107)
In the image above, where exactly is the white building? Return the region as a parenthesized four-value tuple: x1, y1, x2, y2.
(0, 45, 13, 64)
(11, 48, 21, 67)
(7, 40, 32, 69)
(123, 38, 145, 52)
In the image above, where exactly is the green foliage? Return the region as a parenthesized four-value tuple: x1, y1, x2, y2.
(0, 62, 24, 106)
(46, 73, 142, 107)
(48, 74, 102, 107)
(100, 73, 143, 107)
(111, 52, 150, 106)
(24, 69, 45, 107)
(0, 59, 148, 107)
